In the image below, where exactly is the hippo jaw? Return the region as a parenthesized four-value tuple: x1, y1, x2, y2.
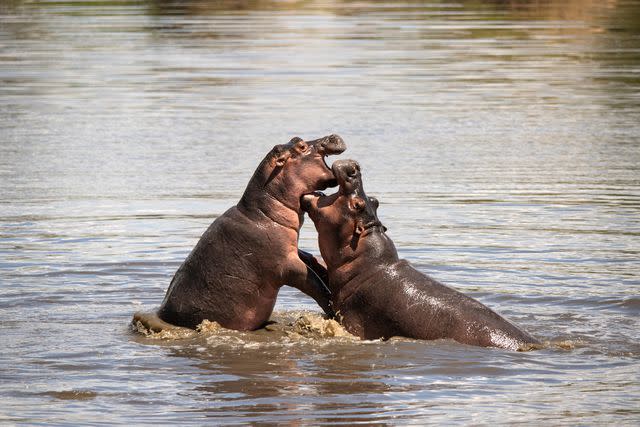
(302, 159, 378, 224)
(300, 159, 358, 208)
(309, 134, 347, 190)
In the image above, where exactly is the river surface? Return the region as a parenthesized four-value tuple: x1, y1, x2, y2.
(1, 0, 639, 424)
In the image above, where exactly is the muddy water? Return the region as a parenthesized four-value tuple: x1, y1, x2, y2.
(1, 0, 639, 424)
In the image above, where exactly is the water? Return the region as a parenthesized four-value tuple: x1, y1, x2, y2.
(1, 0, 639, 424)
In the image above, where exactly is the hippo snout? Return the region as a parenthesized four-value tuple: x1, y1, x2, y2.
(331, 159, 360, 177)
(315, 134, 346, 155)
(330, 159, 361, 194)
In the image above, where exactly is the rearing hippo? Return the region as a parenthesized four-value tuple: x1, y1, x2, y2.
(302, 159, 540, 350)
(138, 135, 346, 331)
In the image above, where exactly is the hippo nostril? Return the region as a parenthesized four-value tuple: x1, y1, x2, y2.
(330, 134, 344, 146)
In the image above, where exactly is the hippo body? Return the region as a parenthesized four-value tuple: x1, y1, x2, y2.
(157, 205, 295, 330)
(303, 160, 539, 350)
(334, 255, 537, 349)
(138, 135, 346, 331)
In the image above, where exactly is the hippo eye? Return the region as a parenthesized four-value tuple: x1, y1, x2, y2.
(347, 167, 357, 178)
(352, 197, 366, 211)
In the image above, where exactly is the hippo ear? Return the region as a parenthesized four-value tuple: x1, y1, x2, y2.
(289, 136, 303, 144)
(369, 197, 379, 210)
(354, 220, 365, 235)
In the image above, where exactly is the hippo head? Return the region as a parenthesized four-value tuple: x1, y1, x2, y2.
(255, 134, 346, 211)
(302, 159, 386, 268)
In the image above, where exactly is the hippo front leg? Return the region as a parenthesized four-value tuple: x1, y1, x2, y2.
(298, 249, 329, 285)
(287, 253, 335, 318)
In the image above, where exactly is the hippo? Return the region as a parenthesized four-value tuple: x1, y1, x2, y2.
(301, 159, 540, 350)
(135, 135, 346, 331)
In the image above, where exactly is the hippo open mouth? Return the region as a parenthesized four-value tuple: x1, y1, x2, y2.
(304, 134, 346, 193)
(319, 134, 346, 184)
(319, 156, 336, 189)
(322, 155, 331, 172)
(301, 159, 384, 239)
(301, 159, 356, 212)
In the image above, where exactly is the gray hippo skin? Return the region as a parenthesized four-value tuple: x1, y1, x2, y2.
(302, 159, 540, 350)
(144, 135, 346, 330)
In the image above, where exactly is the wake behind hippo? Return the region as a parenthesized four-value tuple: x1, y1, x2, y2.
(135, 135, 346, 331)
(302, 159, 540, 350)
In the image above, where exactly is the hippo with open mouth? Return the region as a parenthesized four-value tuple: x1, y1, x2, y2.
(135, 135, 346, 331)
(302, 159, 540, 350)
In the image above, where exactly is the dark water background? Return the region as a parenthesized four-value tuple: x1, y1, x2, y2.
(1, 0, 639, 424)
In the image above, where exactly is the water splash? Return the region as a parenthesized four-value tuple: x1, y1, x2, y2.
(131, 310, 357, 344)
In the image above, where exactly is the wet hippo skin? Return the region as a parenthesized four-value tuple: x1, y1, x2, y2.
(302, 160, 540, 350)
(140, 135, 346, 330)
